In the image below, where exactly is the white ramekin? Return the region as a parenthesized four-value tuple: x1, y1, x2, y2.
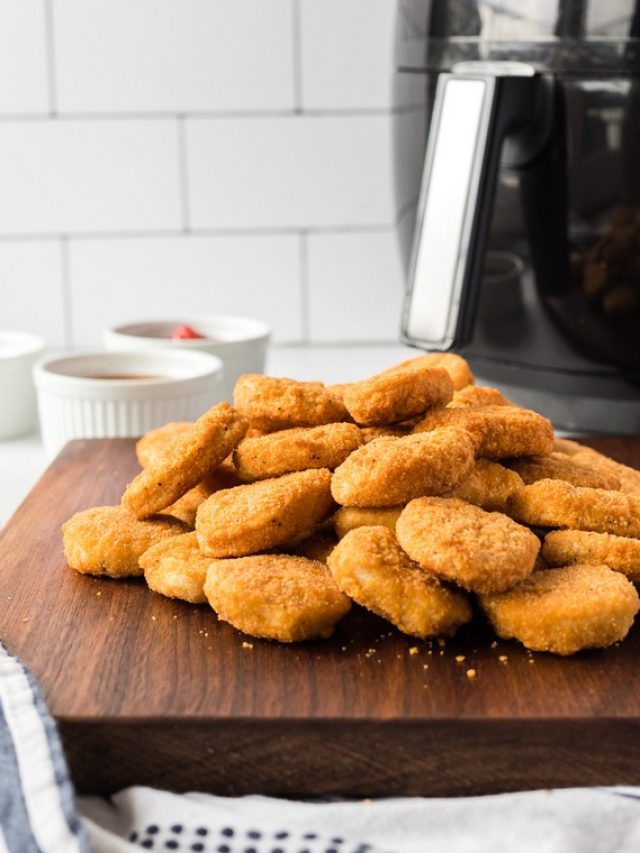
(0, 331, 45, 439)
(33, 349, 223, 459)
(103, 315, 270, 402)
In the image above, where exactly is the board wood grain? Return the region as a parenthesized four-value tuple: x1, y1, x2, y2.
(1, 436, 640, 796)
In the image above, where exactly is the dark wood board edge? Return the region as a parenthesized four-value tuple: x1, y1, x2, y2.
(61, 717, 640, 798)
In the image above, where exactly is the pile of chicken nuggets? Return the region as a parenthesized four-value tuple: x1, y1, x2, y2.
(61, 353, 640, 656)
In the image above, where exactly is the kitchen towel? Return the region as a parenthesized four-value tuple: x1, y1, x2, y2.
(3, 639, 640, 853)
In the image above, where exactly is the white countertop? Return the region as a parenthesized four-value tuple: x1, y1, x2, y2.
(0, 344, 415, 526)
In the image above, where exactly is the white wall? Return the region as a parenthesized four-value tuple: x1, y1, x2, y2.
(0, 0, 410, 347)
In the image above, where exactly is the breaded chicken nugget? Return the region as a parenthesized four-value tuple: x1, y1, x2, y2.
(396, 497, 540, 594)
(331, 427, 475, 507)
(542, 530, 640, 581)
(507, 479, 640, 537)
(360, 426, 410, 443)
(136, 421, 192, 468)
(327, 526, 472, 638)
(413, 405, 553, 459)
(196, 468, 334, 557)
(342, 363, 453, 426)
(383, 353, 474, 391)
(122, 403, 248, 519)
(334, 506, 403, 538)
(233, 423, 362, 481)
(233, 374, 347, 431)
(289, 531, 338, 564)
(450, 459, 523, 513)
(479, 564, 640, 655)
(554, 439, 640, 496)
(507, 452, 620, 490)
(140, 531, 210, 603)
(162, 482, 213, 528)
(450, 385, 512, 408)
(204, 554, 351, 642)
(62, 505, 187, 578)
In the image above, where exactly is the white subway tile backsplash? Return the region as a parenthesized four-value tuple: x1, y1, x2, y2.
(68, 235, 302, 345)
(53, 0, 295, 113)
(0, 1, 48, 114)
(307, 229, 405, 342)
(0, 120, 181, 234)
(300, 0, 396, 110)
(187, 115, 395, 229)
(0, 241, 66, 344)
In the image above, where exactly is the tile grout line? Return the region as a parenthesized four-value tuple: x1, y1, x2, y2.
(291, 0, 303, 112)
(176, 116, 191, 232)
(299, 231, 310, 343)
(43, 0, 57, 116)
(59, 237, 73, 347)
(0, 107, 401, 122)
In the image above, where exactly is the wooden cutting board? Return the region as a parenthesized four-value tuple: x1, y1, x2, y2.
(2, 436, 640, 798)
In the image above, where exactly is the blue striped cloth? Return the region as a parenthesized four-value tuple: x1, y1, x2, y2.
(4, 639, 640, 853)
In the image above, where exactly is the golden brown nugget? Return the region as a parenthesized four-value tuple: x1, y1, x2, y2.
(331, 427, 475, 507)
(233, 423, 362, 481)
(196, 468, 334, 558)
(136, 421, 191, 468)
(62, 506, 187, 578)
(334, 506, 403, 539)
(289, 531, 338, 564)
(507, 452, 620, 490)
(383, 353, 474, 391)
(554, 439, 640, 496)
(360, 426, 410, 443)
(122, 403, 248, 519)
(342, 364, 453, 426)
(162, 482, 213, 528)
(204, 554, 351, 642)
(140, 531, 210, 603)
(507, 479, 640, 537)
(479, 564, 640, 655)
(233, 374, 347, 431)
(327, 526, 472, 638)
(450, 459, 523, 513)
(450, 385, 512, 408)
(542, 530, 640, 581)
(396, 497, 540, 594)
(413, 404, 553, 459)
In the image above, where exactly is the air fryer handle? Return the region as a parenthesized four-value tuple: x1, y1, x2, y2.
(402, 62, 540, 351)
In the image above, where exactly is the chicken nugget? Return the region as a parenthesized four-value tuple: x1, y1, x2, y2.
(233, 423, 362, 481)
(196, 468, 334, 558)
(342, 364, 452, 426)
(162, 482, 213, 528)
(450, 385, 512, 408)
(542, 530, 640, 581)
(359, 426, 410, 443)
(136, 421, 192, 468)
(396, 497, 540, 594)
(140, 531, 210, 603)
(233, 374, 347, 431)
(331, 427, 475, 507)
(334, 506, 403, 538)
(383, 353, 474, 391)
(122, 403, 248, 519)
(413, 404, 553, 459)
(62, 505, 187, 578)
(507, 479, 640, 537)
(327, 526, 472, 638)
(204, 554, 351, 642)
(507, 452, 620, 490)
(554, 439, 640, 496)
(479, 564, 640, 655)
(449, 459, 523, 513)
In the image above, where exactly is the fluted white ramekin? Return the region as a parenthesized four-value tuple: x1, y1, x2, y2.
(33, 349, 223, 459)
(103, 315, 270, 402)
(0, 332, 45, 439)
